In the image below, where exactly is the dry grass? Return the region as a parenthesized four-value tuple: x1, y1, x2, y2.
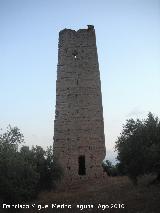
(9, 175, 160, 213)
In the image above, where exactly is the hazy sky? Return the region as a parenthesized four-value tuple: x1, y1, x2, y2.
(0, 0, 160, 158)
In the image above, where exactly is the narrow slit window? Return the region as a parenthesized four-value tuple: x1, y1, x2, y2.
(72, 50, 78, 59)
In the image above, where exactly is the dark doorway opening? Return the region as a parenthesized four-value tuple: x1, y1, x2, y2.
(78, 155, 86, 175)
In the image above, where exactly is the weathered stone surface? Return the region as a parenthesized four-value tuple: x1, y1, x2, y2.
(53, 25, 107, 186)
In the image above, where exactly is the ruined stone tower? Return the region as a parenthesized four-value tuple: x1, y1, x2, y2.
(53, 25, 106, 185)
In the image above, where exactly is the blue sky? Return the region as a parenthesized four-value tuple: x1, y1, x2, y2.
(0, 0, 160, 160)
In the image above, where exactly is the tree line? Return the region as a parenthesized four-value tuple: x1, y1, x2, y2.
(103, 112, 160, 185)
(0, 126, 63, 203)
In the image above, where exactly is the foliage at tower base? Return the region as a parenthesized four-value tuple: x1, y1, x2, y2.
(115, 112, 160, 185)
(0, 125, 63, 203)
(102, 160, 119, 176)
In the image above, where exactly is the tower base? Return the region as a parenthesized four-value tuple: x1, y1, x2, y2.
(55, 170, 108, 191)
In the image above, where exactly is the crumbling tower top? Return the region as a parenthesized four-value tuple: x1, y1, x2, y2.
(59, 25, 95, 34)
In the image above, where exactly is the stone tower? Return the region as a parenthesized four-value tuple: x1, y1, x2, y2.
(53, 25, 106, 186)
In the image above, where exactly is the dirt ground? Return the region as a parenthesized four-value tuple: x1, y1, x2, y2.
(2, 176, 160, 213)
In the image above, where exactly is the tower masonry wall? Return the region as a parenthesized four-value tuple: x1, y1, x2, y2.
(53, 25, 106, 185)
